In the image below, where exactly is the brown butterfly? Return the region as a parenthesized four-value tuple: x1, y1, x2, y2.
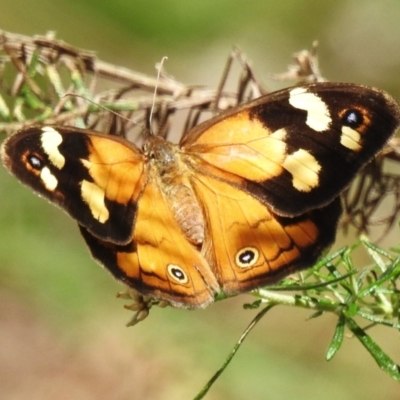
(2, 83, 400, 311)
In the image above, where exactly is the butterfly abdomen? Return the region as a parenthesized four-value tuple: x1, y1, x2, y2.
(167, 183, 204, 245)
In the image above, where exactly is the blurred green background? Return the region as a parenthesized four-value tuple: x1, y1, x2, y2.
(1, 1, 400, 399)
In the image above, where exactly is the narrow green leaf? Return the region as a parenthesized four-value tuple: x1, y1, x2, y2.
(345, 317, 400, 382)
(358, 256, 400, 298)
(362, 238, 396, 267)
(326, 313, 345, 360)
(266, 271, 356, 292)
(356, 310, 400, 329)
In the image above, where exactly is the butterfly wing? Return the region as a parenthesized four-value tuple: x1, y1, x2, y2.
(1, 126, 146, 244)
(190, 172, 342, 295)
(2, 126, 220, 307)
(80, 174, 220, 308)
(180, 82, 399, 293)
(181, 83, 400, 216)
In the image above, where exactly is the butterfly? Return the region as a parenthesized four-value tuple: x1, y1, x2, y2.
(2, 82, 400, 311)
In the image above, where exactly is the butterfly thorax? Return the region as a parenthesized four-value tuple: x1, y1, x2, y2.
(145, 136, 205, 245)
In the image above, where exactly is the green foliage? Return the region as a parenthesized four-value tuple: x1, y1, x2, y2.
(195, 238, 400, 398)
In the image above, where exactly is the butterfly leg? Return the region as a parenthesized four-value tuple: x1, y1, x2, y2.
(117, 287, 170, 326)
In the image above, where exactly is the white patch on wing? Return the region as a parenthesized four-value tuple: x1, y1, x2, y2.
(340, 126, 362, 151)
(40, 166, 58, 191)
(283, 149, 321, 192)
(289, 87, 331, 132)
(80, 179, 109, 223)
(41, 127, 66, 169)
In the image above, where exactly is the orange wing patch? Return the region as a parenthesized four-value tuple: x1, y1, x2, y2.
(184, 111, 288, 182)
(82, 136, 146, 206)
(191, 172, 335, 295)
(116, 173, 220, 308)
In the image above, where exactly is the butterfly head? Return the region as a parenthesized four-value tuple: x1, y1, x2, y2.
(143, 135, 179, 176)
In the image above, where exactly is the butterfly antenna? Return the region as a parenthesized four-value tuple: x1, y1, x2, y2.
(149, 56, 168, 132)
(64, 57, 168, 138)
(62, 93, 145, 126)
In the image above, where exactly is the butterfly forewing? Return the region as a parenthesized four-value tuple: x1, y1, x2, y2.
(1, 126, 146, 244)
(182, 83, 400, 216)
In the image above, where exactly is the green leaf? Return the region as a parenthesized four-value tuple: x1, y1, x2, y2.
(345, 317, 400, 382)
(358, 256, 400, 298)
(326, 313, 345, 360)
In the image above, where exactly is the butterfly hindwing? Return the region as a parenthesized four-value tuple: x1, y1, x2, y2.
(182, 83, 400, 216)
(80, 177, 219, 308)
(190, 173, 342, 295)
